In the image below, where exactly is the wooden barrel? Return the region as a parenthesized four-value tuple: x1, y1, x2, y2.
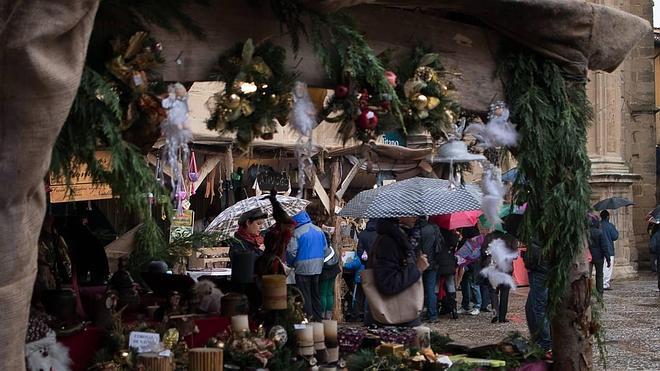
(261, 275, 287, 310)
(220, 292, 248, 317)
(137, 353, 174, 371)
(188, 348, 224, 371)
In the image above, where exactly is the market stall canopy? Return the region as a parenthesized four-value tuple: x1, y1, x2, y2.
(307, 0, 651, 76)
(151, 0, 649, 112)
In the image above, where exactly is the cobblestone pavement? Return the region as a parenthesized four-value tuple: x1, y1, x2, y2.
(424, 272, 659, 370)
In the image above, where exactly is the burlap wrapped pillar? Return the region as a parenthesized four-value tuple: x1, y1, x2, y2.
(0, 1, 99, 368)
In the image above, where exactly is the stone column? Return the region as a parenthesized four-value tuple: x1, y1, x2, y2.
(620, 0, 657, 271)
(586, 68, 640, 278)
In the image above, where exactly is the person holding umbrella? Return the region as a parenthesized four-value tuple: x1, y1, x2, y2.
(365, 217, 429, 327)
(589, 215, 611, 295)
(599, 210, 619, 290)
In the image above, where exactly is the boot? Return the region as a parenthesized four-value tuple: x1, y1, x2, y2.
(438, 296, 451, 315)
(448, 293, 458, 320)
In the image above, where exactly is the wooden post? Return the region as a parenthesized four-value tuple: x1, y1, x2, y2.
(137, 353, 174, 371)
(188, 348, 223, 371)
(328, 159, 344, 322)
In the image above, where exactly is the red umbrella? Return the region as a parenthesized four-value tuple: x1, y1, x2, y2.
(430, 210, 484, 230)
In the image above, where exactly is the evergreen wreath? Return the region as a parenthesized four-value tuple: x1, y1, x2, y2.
(395, 47, 461, 141)
(310, 12, 405, 143)
(498, 48, 592, 316)
(206, 39, 296, 148)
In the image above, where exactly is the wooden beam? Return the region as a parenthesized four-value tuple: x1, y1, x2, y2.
(305, 167, 331, 214)
(335, 159, 363, 201)
(192, 154, 223, 192)
(329, 160, 341, 218)
(147, 153, 175, 179)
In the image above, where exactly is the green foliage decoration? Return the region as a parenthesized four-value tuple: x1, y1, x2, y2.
(206, 39, 296, 148)
(128, 218, 167, 278)
(310, 12, 405, 143)
(498, 48, 592, 315)
(395, 47, 462, 141)
(50, 67, 165, 219)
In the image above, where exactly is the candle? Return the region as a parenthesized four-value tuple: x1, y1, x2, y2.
(262, 275, 287, 310)
(325, 347, 339, 363)
(231, 315, 249, 333)
(322, 320, 337, 347)
(295, 324, 314, 347)
(311, 322, 326, 351)
(413, 326, 431, 349)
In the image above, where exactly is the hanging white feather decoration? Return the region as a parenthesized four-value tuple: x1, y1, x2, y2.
(465, 101, 518, 148)
(289, 81, 317, 197)
(161, 83, 192, 211)
(488, 238, 518, 273)
(481, 166, 506, 225)
(480, 266, 517, 290)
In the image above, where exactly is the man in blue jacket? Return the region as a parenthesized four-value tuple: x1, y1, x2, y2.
(287, 210, 327, 321)
(600, 210, 619, 290)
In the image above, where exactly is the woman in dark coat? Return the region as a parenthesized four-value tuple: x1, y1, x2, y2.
(367, 218, 428, 327)
(589, 216, 611, 295)
(436, 227, 458, 319)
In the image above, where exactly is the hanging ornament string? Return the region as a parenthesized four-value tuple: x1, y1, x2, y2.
(175, 174, 188, 215)
(188, 150, 199, 195)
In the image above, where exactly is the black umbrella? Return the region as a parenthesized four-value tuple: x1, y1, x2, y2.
(593, 197, 634, 211)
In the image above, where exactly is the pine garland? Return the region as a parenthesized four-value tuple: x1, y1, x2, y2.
(206, 39, 295, 147)
(498, 48, 592, 315)
(310, 12, 405, 140)
(50, 67, 165, 219)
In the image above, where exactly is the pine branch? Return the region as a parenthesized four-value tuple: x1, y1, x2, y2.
(50, 67, 167, 219)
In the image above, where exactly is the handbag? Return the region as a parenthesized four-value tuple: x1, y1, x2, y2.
(360, 237, 423, 325)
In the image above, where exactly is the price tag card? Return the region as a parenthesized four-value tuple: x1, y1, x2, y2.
(128, 331, 161, 353)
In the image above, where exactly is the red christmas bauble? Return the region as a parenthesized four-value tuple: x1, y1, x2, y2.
(358, 110, 378, 130)
(335, 85, 349, 99)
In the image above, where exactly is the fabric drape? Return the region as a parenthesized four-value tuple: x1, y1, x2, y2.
(0, 1, 99, 367)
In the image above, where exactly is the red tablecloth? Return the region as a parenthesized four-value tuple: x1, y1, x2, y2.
(58, 326, 104, 371)
(59, 317, 232, 369)
(184, 317, 232, 348)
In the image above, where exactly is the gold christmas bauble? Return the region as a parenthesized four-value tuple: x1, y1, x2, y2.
(413, 94, 429, 110)
(269, 94, 278, 104)
(426, 96, 441, 110)
(439, 84, 449, 95)
(227, 94, 241, 109)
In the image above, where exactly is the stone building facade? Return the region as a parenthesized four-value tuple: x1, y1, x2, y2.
(587, 0, 656, 276)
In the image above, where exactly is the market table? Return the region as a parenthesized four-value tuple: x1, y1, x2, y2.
(183, 316, 232, 347)
(186, 269, 232, 282)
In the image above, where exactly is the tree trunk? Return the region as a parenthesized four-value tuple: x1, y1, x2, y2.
(0, 1, 99, 368)
(551, 244, 593, 370)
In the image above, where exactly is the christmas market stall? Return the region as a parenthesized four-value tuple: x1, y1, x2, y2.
(2, 1, 650, 371)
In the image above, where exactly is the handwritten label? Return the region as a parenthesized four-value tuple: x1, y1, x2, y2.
(49, 151, 113, 203)
(128, 331, 160, 353)
(257, 171, 290, 192)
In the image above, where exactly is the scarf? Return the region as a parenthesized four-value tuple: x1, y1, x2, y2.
(235, 226, 264, 249)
